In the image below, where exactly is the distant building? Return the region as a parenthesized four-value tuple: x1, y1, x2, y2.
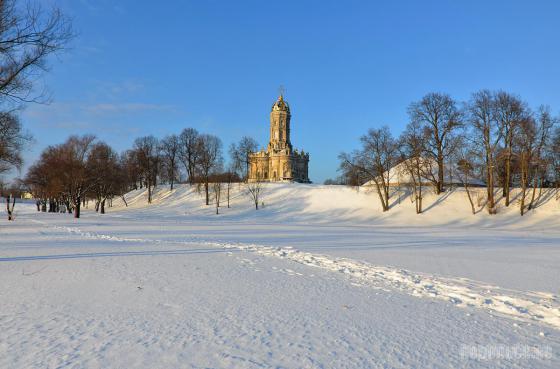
(248, 94, 310, 183)
(20, 192, 33, 199)
(362, 158, 485, 188)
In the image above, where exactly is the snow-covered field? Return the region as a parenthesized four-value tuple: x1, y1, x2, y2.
(1, 183, 559, 368)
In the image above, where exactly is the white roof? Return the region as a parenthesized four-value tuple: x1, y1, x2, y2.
(362, 158, 485, 187)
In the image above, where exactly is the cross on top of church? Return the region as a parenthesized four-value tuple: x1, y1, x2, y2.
(278, 85, 286, 98)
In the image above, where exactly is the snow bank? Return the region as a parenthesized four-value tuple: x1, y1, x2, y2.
(113, 183, 560, 229)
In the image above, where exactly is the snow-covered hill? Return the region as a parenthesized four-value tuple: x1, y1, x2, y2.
(114, 182, 560, 229)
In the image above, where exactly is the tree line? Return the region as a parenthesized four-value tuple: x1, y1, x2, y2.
(21, 130, 262, 218)
(2, 2, 559, 220)
(338, 91, 560, 215)
(0, 0, 266, 222)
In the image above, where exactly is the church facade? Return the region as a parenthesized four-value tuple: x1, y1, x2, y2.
(248, 94, 310, 183)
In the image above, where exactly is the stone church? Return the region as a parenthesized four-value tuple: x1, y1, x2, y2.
(248, 94, 310, 183)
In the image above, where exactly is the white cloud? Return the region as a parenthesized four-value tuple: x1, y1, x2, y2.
(85, 102, 174, 115)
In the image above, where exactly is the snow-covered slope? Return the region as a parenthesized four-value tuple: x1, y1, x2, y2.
(114, 182, 560, 229)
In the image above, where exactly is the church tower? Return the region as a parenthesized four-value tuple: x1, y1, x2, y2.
(248, 92, 310, 183)
(268, 95, 292, 152)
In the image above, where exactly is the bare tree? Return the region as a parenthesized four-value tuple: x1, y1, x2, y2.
(29, 135, 99, 218)
(229, 136, 258, 181)
(246, 174, 263, 210)
(24, 148, 56, 212)
(25, 137, 132, 216)
(408, 93, 463, 194)
(494, 92, 528, 206)
(196, 134, 222, 206)
(339, 126, 398, 212)
(399, 121, 427, 214)
(466, 90, 503, 214)
(517, 116, 536, 216)
(223, 168, 239, 208)
(5, 191, 15, 220)
(455, 143, 478, 215)
(160, 134, 180, 190)
(133, 136, 160, 204)
(0, 112, 31, 175)
(552, 127, 560, 197)
(111, 152, 135, 207)
(0, 180, 21, 221)
(212, 181, 222, 214)
(87, 142, 120, 214)
(178, 128, 200, 185)
(0, 0, 73, 105)
(527, 106, 555, 210)
(338, 161, 366, 187)
(65, 135, 97, 218)
(121, 150, 142, 190)
(207, 171, 239, 211)
(0, 181, 22, 220)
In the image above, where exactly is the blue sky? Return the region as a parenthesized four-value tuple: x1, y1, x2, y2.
(18, 0, 560, 183)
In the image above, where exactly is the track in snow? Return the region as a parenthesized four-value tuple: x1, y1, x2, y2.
(26, 219, 560, 330)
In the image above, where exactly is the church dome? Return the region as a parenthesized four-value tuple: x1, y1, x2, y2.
(271, 95, 290, 113)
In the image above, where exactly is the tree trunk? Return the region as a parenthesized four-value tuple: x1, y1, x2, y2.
(520, 187, 526, 216)
(505, 153, 511, 206)
(227, 182, 230, 208)
(437, 154, 444, 195)
(486, 154, 495, 214)
(413, 185, 419, 213)
(520, 156, 527, 216)
(375, 182, 389, 212)
(6, 196, 15, 221)
(528, 176, 539, 211)
(464, 183, 476, 215)
(417, 184, 422, 214)
(205, 181, 209, 206)
(74, 196, 81, 218)
(100, 199, 106, 214)
(245, 157, 250, 183)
